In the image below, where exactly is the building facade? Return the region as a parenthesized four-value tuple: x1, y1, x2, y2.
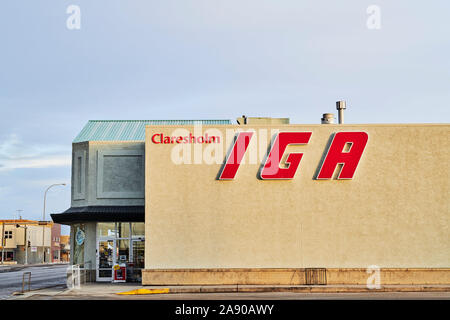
(60, 235, 70, 262)
(0, 220, 52, 264)
(52, 119, 450, 285)
(51, 223, 61, 262)
(52, 120, 231, 282)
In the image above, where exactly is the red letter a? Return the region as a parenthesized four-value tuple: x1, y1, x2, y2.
(316, 132, 368, 179)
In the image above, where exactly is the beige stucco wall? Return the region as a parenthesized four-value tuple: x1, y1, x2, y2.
(145, 124, 449, 270)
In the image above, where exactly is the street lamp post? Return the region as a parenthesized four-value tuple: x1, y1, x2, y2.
(42, 183, 66, 263)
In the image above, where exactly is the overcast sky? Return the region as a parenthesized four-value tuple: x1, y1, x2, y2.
(0, 1, 449, 233)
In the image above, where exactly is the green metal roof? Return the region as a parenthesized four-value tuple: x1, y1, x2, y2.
(73, 120, 232, 143)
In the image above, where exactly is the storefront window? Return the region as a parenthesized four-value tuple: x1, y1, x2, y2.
(131, 223, 145, 237)
(116, 239, 129, 264)
(97, 222, 117, 237)
(132, 240, 145, 268)
(95, 222, 144, 282)
(117, 223, 130, 238)
(0, 251, 14, 262)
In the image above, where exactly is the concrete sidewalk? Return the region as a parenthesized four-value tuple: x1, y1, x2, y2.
(9, 282, 450, 300)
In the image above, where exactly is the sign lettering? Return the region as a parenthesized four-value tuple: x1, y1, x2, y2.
(218, 131, 367, 180)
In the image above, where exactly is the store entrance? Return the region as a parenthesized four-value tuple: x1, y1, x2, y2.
(97, 239, 114, 281)
(96, 222, 145, 282)
(96, 239, 130, 282)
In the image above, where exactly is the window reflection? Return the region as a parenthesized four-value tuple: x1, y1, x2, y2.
(117, 223, 130, 238)
(116, 239, 130, 263)
(97, 223, 116, 237)
(131, 223, 145, 237)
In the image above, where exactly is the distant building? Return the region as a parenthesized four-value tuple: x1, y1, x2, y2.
(60, 235, 70, 262)
(51, 223, 61, 262)
(0, 220, 52, 264)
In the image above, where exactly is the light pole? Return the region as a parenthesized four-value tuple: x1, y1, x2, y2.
(42, 183, 66, 263)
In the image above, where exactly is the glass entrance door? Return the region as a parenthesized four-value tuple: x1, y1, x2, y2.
(96, 223, 145, 282)
(97, 240, 114, 281)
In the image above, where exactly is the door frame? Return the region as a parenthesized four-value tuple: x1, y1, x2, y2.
(96, 239, 115, 282)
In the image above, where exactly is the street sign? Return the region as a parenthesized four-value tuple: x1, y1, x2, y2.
(31, 246, 37, 252)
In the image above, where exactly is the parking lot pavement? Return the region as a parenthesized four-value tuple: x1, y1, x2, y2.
(14, 292, 450, 300)
(0, 264, 68, 299)
(11, 284, 450, 300)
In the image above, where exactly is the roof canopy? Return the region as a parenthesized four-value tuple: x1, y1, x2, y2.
(51, 206, 145, 224)
(73, 120, 232, 143)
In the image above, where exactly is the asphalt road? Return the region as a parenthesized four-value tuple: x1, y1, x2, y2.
(19, 291, 450, 300)
(0, 264, 68, 299)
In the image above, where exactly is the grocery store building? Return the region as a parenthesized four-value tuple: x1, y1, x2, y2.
(52, 116, 450, 285)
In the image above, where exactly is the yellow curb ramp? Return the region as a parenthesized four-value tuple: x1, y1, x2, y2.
(116, 288, 170, 295)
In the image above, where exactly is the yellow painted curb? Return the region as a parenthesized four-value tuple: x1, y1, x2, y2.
(116, 288, 170, 295)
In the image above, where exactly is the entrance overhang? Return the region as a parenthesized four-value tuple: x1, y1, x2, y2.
(51, 206, 145, 224)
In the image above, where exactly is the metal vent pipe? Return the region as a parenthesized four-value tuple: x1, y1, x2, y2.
(321, 113, 335, 124)
(336, 101, 346, 124)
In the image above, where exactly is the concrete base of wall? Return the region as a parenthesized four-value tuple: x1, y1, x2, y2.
(142, 268, 450, 286)
(84, 270, 96, 283)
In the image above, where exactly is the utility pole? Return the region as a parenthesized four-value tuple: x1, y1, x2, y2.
(42, 223, 45, 263)
(16, 224, 28, 265)
(15, 210, 23, 221)
(24, 225, 28, 265)
(25, 227, 28, 265)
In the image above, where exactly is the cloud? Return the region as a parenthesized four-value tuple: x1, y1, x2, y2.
(0, 155, 71, 171)
(0, 134, 71, 171)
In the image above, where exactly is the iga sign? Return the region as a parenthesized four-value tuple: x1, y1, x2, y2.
(218, 132, 368, 180)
